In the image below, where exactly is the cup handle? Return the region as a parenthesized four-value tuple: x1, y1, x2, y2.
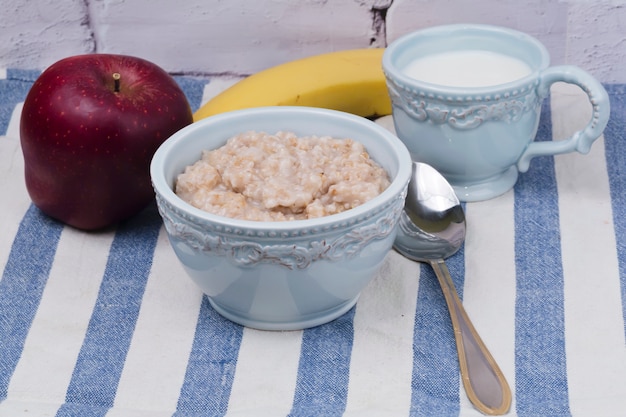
(517, 65, 610, 173)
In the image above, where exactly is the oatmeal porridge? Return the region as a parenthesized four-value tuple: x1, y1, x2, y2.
(175, 131, 390, 221)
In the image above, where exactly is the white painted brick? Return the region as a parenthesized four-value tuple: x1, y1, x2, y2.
(91, 0, 378, 74)
(0, 0, 623, 82)
(566, 2, 626, 83)
(0, 0, 94, 69)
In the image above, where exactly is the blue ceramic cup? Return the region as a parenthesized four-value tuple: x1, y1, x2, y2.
(383, 24, 610, 201)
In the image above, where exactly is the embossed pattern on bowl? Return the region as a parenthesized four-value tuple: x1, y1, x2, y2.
(150, 106, 412, 330)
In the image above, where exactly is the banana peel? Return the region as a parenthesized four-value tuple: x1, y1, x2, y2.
(193, 48, 392, 122)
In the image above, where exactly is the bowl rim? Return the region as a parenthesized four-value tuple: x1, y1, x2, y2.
(150, 106, 412, 232)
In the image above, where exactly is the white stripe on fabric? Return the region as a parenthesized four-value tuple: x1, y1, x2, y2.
(552, 84, 626, 415)
(460, 191, 516, 415)
(0, 68, 6, 80)
(226, 327, 302, 416)
(200, 77, 242, 107)
(113, 228, 204, 414)
(0, 399, 58, 416)
(0, 103, 30, 274)
(2, 226, 113, 407)
(344, 252, 418, 416)
(463, 190, 518, 415)
(105, 407, 173, 417)
(5, 101, 22, 138)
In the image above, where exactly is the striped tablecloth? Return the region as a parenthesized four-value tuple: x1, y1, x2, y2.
(0, 68, 625, 417)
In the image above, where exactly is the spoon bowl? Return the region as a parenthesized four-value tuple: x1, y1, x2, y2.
(394, 162, 512, 415)
(394, 162, 466, 261)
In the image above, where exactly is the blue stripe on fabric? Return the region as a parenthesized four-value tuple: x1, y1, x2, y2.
(0, 69, 39, 135)
(173, 76, 210, 113)
(603, 84, 626, 340)
(173, 297, 244, 417)
(53, 403, 109, 417)
(513, 99, 571, 416)
(55, 203, 162, 417)
(288, 307, 356, 417)
(410, 246, 465, 417)
(0, 205, 64, 400)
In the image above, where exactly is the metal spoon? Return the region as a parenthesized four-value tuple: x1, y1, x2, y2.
(394, 162, 511, 415)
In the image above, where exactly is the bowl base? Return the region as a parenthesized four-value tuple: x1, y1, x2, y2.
(208, 296, 360, 331)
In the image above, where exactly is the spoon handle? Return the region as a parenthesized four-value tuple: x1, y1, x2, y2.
(429, 259, 512, 415)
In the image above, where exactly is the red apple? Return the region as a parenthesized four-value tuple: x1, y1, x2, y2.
(20, 54, 193, 230)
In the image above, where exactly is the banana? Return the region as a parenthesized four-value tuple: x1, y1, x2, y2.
(193, 48, 392, 122)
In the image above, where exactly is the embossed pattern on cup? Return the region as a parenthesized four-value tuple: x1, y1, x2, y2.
(383, 24, 610, 201)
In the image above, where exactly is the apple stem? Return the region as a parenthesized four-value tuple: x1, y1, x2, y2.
(113, 73, 121, 93)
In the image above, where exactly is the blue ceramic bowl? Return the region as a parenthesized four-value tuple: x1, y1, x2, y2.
(150, 107, 411, 330)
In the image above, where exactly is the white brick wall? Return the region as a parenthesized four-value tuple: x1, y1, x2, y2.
(1, 0, 625, 82)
